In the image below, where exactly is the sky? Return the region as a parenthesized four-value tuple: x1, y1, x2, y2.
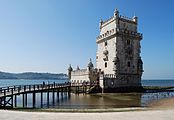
(0, 0, 174, 79)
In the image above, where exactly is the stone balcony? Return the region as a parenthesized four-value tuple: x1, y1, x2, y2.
(96, 28, 143, 43)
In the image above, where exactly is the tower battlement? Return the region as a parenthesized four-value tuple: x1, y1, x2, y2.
(96, 28, 142, 43)
(100, 9, 138, 31)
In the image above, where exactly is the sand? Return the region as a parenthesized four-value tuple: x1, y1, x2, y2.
(0, 98, 174, 120)
(149, 97, 174, 109)
(0, 109, 174, 120)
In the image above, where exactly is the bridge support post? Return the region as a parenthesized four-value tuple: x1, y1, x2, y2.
(0, 98, 2, 108)
(57, 89, 59, 103)
(23, 94, 25, 108)
(52, 89, 55, 105)
(14, 95, 17, 108)
(41, 92, 43, 108)
(25, 94, 27, 108)
(33, 93, 36, 108)
(61, 88, 63, 101)
(68, 86, 71, 98)
(77, 86, 79, 95)
(47, 90, 49, 107)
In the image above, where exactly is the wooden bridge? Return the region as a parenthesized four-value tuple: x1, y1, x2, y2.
(0, 82, 96, 109)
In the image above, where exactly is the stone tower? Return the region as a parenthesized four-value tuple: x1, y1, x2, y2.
(96, 9, 143, 91)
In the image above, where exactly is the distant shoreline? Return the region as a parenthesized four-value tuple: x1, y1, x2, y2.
(0, 71, 67, 80)
(0, 78, 67, 80)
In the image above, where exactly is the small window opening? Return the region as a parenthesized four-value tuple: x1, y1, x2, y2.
(128, 62, 130, 67)
(104, 41, 107, 46)
(105, 62, 107, 68)
(127, 40, 130, 45)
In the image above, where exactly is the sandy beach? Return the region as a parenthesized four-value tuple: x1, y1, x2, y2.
(0, 98, 174, 120)
(0, 109, 174, 120)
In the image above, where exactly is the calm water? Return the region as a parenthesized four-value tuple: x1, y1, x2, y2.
(0, 79, 174, 109)
(142, 79, 174, 86)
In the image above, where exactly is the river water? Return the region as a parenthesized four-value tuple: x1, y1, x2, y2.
(0, 79, 174, 109)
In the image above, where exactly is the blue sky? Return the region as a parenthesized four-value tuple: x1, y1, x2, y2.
(0, 0, 174, 79)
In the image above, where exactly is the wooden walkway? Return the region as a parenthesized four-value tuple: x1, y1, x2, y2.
(0, 82, 71, 109)
(0, 82, 95, 109)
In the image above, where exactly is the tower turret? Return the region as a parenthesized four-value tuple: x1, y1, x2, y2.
(114, 8, 119, 18)
(99, 19, 103, 30)
(68, 64, 73, 80)
(87, 58, 94, 70)
(76, 65, 80, 70)
(133, 15, 138, 24)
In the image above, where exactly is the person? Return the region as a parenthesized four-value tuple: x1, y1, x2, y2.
(43, 81, 45, 86)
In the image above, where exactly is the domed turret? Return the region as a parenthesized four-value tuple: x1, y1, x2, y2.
(87, 58, 94, 69)
(77, 65, 80, 70)
(133, 15, 138, 23)
(114, 8, 119, 18)
(68, 64, 73, 80)
(68, 64, 73, 71)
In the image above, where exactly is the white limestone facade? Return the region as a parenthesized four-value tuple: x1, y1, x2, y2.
(68, 59, 99, 84)
(96, 9, 143, 90)
(68, 9, 143, 92)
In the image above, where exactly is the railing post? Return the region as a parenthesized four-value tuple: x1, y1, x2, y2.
(24, 86, 26, 92)
(54, 82, 55, 88)
(33, 85, 35, 91)
(37, 85, 39, 90)
(18, 86, 21, 93)
(14, 86, 16, 91)
(7, 87, 9, 92)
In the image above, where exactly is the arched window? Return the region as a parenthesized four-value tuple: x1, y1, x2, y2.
(105, 62, 107, 68)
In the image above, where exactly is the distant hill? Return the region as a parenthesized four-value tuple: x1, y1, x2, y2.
(0, 71, 67, 80)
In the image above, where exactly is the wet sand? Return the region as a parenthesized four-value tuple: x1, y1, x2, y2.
(149, 97, 174, 109)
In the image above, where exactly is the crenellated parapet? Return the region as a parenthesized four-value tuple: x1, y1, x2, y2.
(100, 9, 138, 31)
(96, 28, 142, 43)
(71, 69, 89, 76)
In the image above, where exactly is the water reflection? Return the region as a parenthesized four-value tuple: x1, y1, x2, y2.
(53, 93, 142, 109)
(141, 91, 174, 106)
(14, 91, 174, 109)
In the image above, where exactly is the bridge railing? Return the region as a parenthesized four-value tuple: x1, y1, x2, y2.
(0, 82, 71, 97)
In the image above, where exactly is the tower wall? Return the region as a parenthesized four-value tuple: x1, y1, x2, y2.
(96, 10, 143, 90)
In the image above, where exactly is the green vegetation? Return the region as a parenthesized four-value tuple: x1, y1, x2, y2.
(0, 71, 67, 80)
